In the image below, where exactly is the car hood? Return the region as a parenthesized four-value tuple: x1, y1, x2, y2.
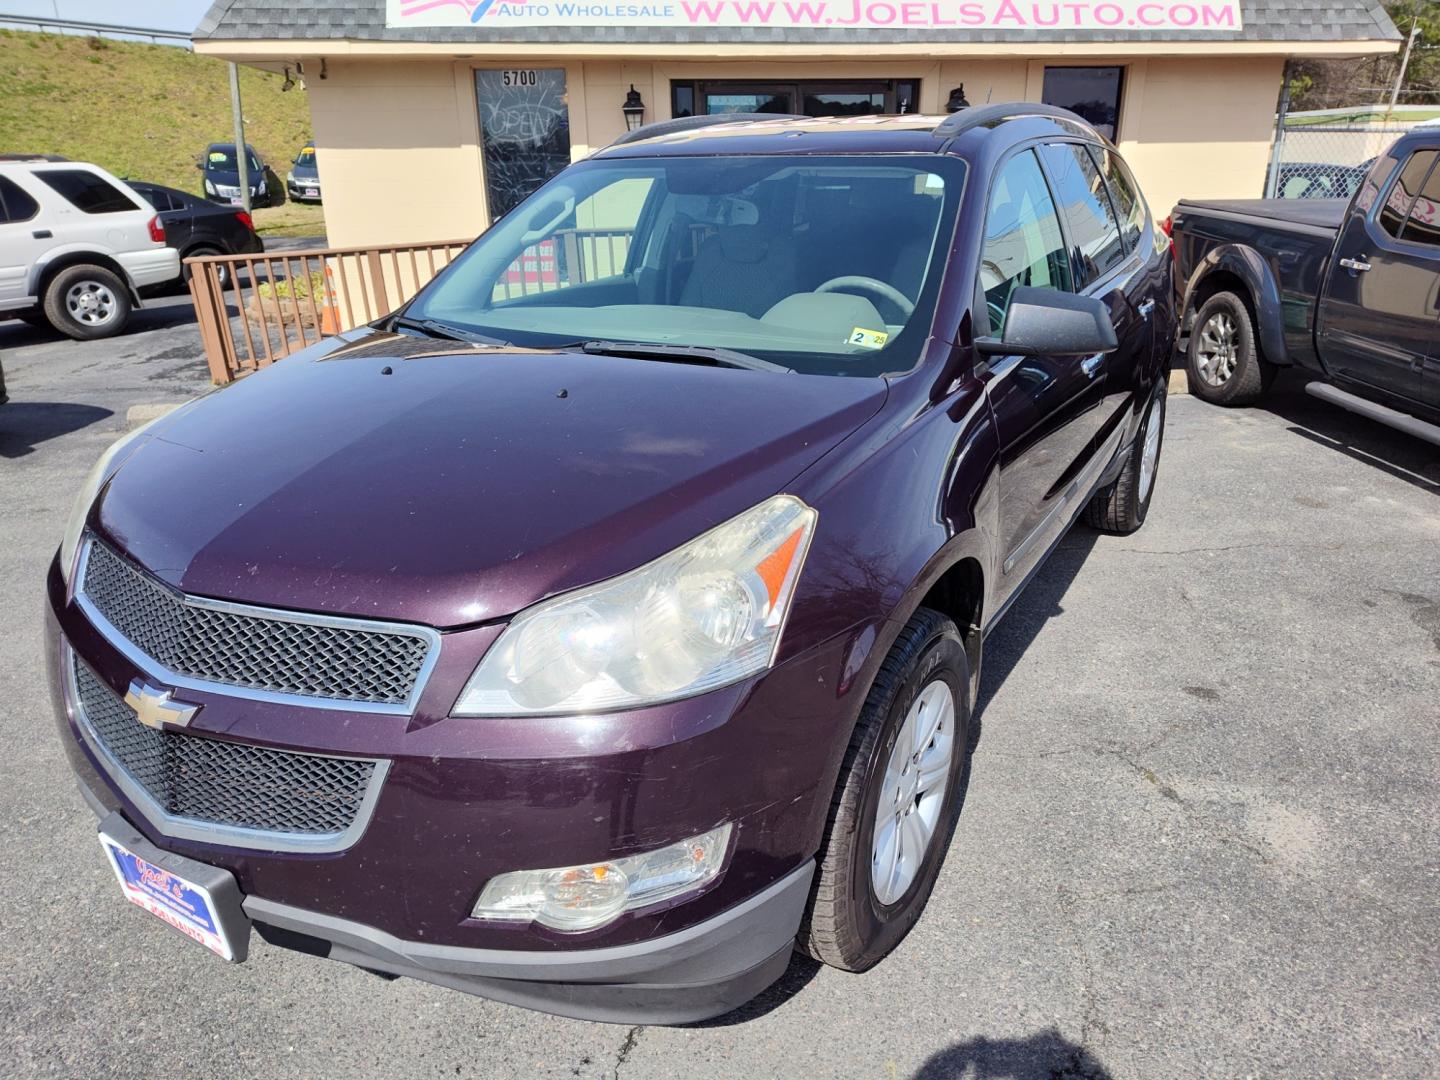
(206, 168, 261, 187)
(95, 331, 887, 628)
(291, 165, 319, 181)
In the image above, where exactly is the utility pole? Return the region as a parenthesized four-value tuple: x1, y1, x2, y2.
(228, 61, 252, 214)
(1266, 69, 1292, 198)
(1388, 7, 1422, 114)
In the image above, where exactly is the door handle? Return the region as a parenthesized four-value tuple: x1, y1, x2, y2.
(32, 229, 52, 239)
(1338, 256, 1372, 273)
(1081, 354, 1105, 378)
(1137, 298, 1155, 318)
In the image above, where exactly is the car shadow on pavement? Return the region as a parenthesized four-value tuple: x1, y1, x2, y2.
(976, 528, 1101, 716)
(0, 402, 115, 458)
(912, 1027, 1113, 1079)
(683, 952, 824, 1028)
(0, 297, 203, 346)
(1257, 371, 1440, 492)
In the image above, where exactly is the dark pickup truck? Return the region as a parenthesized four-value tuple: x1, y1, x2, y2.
(1172, 128, 1440, 446)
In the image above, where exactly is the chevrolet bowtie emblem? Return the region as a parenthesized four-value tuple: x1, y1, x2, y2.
(124, 680, 200, 730)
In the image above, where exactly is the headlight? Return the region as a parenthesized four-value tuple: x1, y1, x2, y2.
(454, 494, 816, 716)
(471, 825, 731, 931)
(59, 402, 202, 586)
(286, 171, 295, 183)
(256, 180, 267, 194)
(203, 178, 215, 193)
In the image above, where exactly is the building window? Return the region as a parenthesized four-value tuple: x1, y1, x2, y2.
(474, 68, 572, 221)
(1042, 67, 1124, 142)
(670, 80, 919, 119)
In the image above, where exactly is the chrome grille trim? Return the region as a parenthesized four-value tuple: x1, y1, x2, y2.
(75, 536, 441, 715)
(63, 645, 389, 853)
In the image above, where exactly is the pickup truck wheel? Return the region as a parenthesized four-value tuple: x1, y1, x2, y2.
(800, 608, 973, 972)
(42, 264, 132, 340)
(1084, 384, 1166, 534)
(1186, 291, 1272, 405)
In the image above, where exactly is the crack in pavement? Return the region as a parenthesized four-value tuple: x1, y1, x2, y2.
(1111, 540, 1348, 557)
(611, 1025, 643, 1079)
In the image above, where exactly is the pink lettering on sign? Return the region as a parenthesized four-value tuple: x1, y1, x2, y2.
(389, 0, 1244, 30)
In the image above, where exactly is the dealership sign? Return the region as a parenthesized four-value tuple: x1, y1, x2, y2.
(389, 0, 1242, 31)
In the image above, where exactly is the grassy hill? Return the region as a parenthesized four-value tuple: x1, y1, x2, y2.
(0, 30, 312, 194)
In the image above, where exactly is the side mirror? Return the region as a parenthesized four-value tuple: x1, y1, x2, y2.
(975, 287, 1118, 358)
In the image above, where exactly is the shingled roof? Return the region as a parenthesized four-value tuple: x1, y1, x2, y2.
(195, 0, 1400, 46)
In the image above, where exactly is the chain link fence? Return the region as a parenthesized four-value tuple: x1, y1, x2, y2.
(1265, 110, 1432, 199)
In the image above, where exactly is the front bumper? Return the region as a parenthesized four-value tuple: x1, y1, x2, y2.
(91, 796, 812, 1023)
(48, 550, 865, 1018)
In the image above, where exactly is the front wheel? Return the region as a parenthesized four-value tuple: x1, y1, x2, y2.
(801, 608, 973, 972)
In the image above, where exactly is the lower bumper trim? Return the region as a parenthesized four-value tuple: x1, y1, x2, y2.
(244, 861, 815, 1024)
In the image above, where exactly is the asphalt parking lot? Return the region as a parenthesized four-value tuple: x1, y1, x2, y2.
(1, 305, 1437, 1079)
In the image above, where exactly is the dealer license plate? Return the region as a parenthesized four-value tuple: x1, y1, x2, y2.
(304, 188, 318, 197)
(99, 833, 237, 960)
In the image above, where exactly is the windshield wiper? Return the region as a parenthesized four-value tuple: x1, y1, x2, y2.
(391, 315, 510, 347)
(575, 340, 793, 374)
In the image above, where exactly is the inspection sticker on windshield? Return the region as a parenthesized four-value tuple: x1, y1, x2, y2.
(848, 327, 889, 350)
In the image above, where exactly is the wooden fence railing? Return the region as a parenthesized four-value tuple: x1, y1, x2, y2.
(186, 240, 472, 385)
(186, 227, 642, 385)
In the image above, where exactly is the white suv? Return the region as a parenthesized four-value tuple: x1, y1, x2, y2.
(0, 157, 181, 339)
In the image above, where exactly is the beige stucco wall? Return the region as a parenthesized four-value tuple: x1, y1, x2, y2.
(306, 52, 1284, 247)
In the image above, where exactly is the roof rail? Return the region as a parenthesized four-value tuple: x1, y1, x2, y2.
(610, 112, 808, 147)
(933, 103, 1092, 140)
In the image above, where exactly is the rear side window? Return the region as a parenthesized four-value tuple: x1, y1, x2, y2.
(1089, 146, 1145, 253)
(0, 175, 40, 223)
(1039, 143, 1126, 287)
(138, 187, 178, 212)
(1399, 161, 1440, 246)
(980, 149, 1071, 329)
(33, 169, 141, 214)
(1377, 151, 1437, 239)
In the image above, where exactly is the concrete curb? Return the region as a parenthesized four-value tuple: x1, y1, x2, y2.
(125, 402, 184, 430)
(1167, 369, 1189, 396)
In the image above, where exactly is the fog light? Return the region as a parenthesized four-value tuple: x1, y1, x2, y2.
(471, 824, 732, 932)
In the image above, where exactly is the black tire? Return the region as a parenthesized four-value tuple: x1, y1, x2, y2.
(1185, 290, 1274, 406)
(801, 608, 973, 972)
(182, 246, 229, 289)
(42, 264, 132, 340)
(1085, 383, 1166, 534)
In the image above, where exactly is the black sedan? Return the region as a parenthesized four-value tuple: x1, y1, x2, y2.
(129, 181, 264, 288)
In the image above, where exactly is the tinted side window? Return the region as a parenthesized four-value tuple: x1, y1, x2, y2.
(1399, 160, 1440, 246)
(1377, 151, 1437, 239)
(0, 175, 40, 223)
(1039, 143, 1126, 287)
(1089, 146, 1145, 253)
(34, 169, 141, 214)
(980, 149, 1071, 329)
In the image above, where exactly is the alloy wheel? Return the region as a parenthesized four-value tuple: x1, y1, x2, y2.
(1138, 392, 1164, 502)
(870, 679, 956, 906)
(65, 280, 118, 327)
(1195, 311, 1238, 386)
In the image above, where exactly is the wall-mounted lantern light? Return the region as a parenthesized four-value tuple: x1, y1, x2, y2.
(622, 85, 646, 131)
(945, 85, 970, 113)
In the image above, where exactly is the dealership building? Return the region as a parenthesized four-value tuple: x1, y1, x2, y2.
(194, 1, 1399, 248)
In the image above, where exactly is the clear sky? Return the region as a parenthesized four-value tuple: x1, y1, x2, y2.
(0, 0, 215, 32)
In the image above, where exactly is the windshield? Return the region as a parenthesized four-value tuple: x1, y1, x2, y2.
(206, 148, 260, 172)
(404, 154, 966, 377)
(295, 148, 317, 167)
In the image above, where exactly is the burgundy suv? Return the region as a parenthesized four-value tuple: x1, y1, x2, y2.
(49, 106, 1173, 1023)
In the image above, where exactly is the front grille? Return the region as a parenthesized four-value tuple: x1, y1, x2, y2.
(72, 658, 378, 838)
(79, 538, 432, 707)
